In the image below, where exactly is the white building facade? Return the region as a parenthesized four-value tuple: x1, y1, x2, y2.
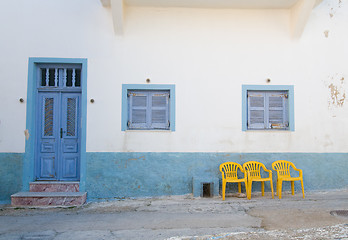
(0, 0, 347, 203)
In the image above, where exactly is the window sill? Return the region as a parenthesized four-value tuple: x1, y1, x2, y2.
(244, 129, 293, 132)
(124, 130, 173, 133)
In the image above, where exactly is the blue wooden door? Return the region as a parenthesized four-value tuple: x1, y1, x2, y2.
(37, 92, 80, 181)
(60, 93, 80, 180)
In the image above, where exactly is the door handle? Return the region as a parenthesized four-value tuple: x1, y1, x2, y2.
(60, 128, 63, 138)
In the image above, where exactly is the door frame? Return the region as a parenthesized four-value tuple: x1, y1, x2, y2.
(24, 58, 87, 191)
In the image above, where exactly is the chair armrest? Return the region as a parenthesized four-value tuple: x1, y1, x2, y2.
(292, 166, 303, 178)
(261, 167, 272, 178)
(266, 169, 272, 178)
(261, 165, 272, 176)
(296, 168, 303, 178)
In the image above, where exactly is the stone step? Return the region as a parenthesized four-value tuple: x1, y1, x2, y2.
(11, 192, 87, 207)
(29, 181, 79, 192)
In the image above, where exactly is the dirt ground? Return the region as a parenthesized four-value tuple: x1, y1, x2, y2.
(0, 190, 347, 240)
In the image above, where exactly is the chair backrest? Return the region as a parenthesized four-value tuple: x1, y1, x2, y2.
(272, 160, 293, 177)
(243, 161, 265, 179)
(219, 162, 244, 180)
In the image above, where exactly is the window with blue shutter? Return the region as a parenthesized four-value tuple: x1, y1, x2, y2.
(247, 91, 289, 130)
(242, 85, 294, 131)
(128, 90, 169, 130)
(122, 84, 175, 131)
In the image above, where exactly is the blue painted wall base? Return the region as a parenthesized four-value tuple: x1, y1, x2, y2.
(1, 152, 348, 204)
(85, 152, 348, 202)
(0, 153, 23, 204)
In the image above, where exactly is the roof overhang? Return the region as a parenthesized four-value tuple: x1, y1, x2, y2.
(101, 0, 323, 37)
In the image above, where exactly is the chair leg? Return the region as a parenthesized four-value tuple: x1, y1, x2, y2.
(248, 181, 252, 200)
(301, 179, 305, 199)
(291, 181, 294, 195)
(278, 180, 283, 199)
(246, 181, 249, 199)
(238, 182, 241, 193)
(270, 179, 274, 199)
(261, 182, 265, 196)
(222, 181, 226, 201)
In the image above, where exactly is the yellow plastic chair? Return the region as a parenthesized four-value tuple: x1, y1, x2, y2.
(272, 160, 305, 199)
(219, 162, 248, 201)
(243, 161, 274, 200)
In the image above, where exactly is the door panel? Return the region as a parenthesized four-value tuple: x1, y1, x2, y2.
(37, 93, 59, 180)
(40, 157, 56, 178)
(60, 93, 80, 180)
(63, 143, 78, 153)
(40, 143, 55, 153)
(62, 157, 78, 179)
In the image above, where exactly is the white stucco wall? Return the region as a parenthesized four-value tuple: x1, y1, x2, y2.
(0, 0, 347, 153)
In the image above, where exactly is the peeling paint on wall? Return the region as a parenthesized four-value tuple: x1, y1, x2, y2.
(328, 0, 344, 18)
(324, 30, 329, 38)
(328, 83, 345, 107)
(125, 156, 145, 168)
(24, 129, 29, 140)
(326, 74, 346, 113)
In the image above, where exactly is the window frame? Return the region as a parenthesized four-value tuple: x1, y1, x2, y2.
(122, 84, 175, 131)
(242, 85, 294, 131)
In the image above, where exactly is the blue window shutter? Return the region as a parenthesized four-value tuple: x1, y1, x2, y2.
(150, 92, 169, 129)
(127, 90, 170, 130)
(129, 91, 148, 129)
(248, 91, 266, 129)
(268, 92, 288, 129)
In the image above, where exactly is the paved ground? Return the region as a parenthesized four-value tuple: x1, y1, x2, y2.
(0, 190, 347, 240)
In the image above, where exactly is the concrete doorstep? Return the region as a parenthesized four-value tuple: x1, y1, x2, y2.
(0, 190, 348, 240)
